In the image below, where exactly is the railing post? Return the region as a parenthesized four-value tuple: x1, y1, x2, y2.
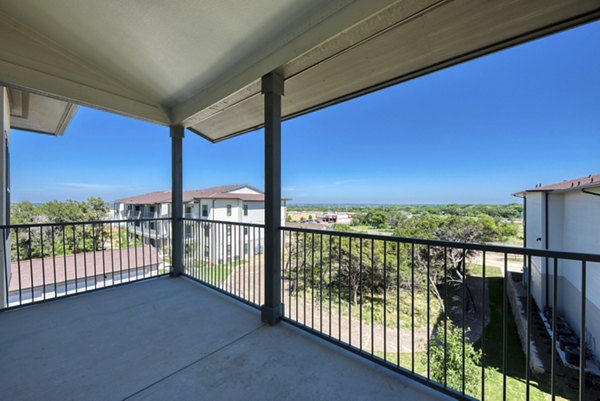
(170, 125, 184, 277)
(261, 72, 284, 325)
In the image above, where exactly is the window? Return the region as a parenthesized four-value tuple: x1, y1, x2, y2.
(227, 204, 232, 216)
(202, 204, 208, 217)
(149, 222, 156, 230)
(185, 206, 192, 214)
(150, 205, 156, 213)
(135, 205, 141, 212)
(244, 227, 248, 235)
(243, 204, 248, 216)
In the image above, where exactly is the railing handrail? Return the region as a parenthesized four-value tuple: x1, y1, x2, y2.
(3, 217, 599, 262)
(0, 217, 171, 229)
(282, 225, 600, 263)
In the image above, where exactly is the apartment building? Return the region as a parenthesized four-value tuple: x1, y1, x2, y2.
(114, 185, 287, 262)
(516, 173, 600, 359)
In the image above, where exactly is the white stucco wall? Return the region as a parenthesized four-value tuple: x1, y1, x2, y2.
(525, 192, 545, 309)
(559, 191, 600, 306)
(526, 189, 600, 359)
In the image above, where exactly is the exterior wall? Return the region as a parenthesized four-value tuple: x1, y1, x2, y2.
(556, 190, 600, 358)
(241, 201, 264, 223)
(0, 87, 11, 308)
(211, 199, 242, 221)
(525, 192, 545, 309)
(526, 189, 600, 359)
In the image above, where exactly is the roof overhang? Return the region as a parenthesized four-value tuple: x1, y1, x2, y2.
(7, 87, 77, 136)
(0, 0, 599, 141)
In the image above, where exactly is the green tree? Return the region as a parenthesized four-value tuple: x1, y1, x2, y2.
(364, 210, 388, 228)
(430, 320, 481, 395)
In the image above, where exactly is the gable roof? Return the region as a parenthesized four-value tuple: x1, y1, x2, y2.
(517, 173, 600, 195)
(115, 185, 266, 204)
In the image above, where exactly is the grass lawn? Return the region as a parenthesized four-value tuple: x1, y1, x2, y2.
(375, 351, 428, 378)
(186, 260, 235, 286)
(373, 264, 575, 400)
(301, 285, 442, 330)
(470, 265, 572, 401)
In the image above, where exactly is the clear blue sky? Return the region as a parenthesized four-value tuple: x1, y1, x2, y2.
(10, 20, 600, 205)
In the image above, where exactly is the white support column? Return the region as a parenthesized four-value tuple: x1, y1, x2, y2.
(0, 87, 11, 308)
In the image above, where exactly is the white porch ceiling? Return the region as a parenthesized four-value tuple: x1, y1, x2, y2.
(0, 0, 598, 141)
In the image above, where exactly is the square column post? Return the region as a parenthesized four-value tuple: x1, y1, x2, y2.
(170, 125, 184, 277)
(0, 87, 10, 309)
(261, 72, 284, 325)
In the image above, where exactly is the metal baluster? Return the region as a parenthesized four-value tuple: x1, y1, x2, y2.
(312, 233, 315, 329)
(41, 227, 46, 299)
(28, 227, 33, 301)
(411, 242, 415, 373)
(384, 240, 388, 361)
(502, 253, 508, 401)
(396, 241, 400, 367)
(320, 233, 324, 333)
(526, 253, 532, 400)
(551, 257, 557, 401)
(73, 224, 78, 292)
(579, 260, 587, 401)
(481, 251, 486, 400)
(427, 244, 431, 380)
(462, 248, 466, 394)
(371, 239, 374, 355)
(16, 228, 22, 304)
(329, 234, 332, 337)
(444, 247, 448, 388)
(349, 236, 352, 346)
(359, 237, 363, 351)
(52, 227, 57, 297)
(63, 226, 68, 293)
(109, 222, 115, 282)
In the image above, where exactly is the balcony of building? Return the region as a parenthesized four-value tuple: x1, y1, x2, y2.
(1, 2, 600, 400)
(0, 276, 445, 401)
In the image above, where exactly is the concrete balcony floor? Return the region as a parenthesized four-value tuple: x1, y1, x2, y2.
(0, 277, 448, 401)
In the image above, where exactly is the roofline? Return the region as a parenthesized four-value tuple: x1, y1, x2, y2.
(513, 182, 600, 197)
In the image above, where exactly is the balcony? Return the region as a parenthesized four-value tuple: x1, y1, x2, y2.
(0, 276, 444, 401)
(2, 219, 600, 400)
(1, 3, 599, 400)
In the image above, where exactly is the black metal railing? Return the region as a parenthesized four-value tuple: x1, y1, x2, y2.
(181, 218, 265, 307)
(0, 218, 171, 309)
(280, 226, 600, 401)
(5, 216, 599, 401)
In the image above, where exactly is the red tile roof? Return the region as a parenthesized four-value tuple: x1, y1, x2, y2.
(524, 173, 600, 192)
(115, 185, 266, 204)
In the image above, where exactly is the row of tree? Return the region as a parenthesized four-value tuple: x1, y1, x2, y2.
(9, 198, 117, 259)
(357, 210, 519, 242)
